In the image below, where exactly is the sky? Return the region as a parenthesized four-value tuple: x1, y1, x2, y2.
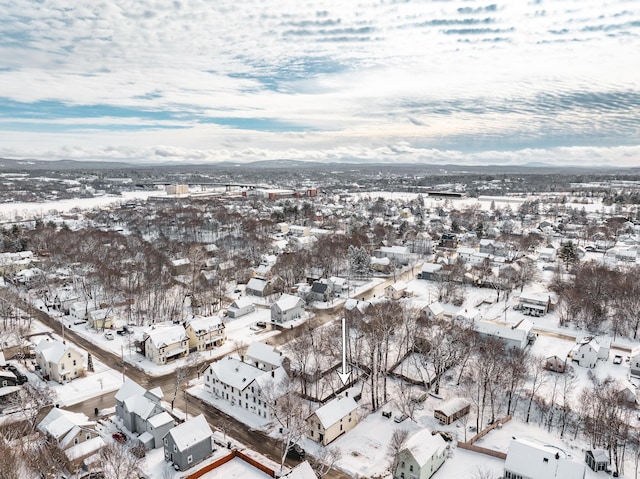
(0, 0, 639, 166)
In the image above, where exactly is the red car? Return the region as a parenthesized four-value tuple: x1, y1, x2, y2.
(112, 432, 127, 444)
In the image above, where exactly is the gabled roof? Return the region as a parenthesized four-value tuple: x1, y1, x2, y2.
(38, 408, 95, 444)
(247, 277, 268, 292)
(115, 378, 146, 402)
(312, 395, 358, 429)
(282, 461, 317, 479)
(505, 438, 585, 479)
(311, 282, 328, 294)
(209, 356, 263, 391)
(124, 395, 159, 420)
(245, 342, 283, 369)
(229, 297, 255, 309)
(148, 411, 174, 428)
(143, 323, 188, 349)
(274, 293, 305, 311)
(35, 339, 80, 364)
(186, 315, 224, 334)
(253, 366, 289, 397)
(434, 397, 470, 417)
(402, 429, 447, 467)
(166, 414, 212, 452)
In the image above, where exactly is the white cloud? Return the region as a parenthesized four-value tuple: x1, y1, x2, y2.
(0, 0, 638, 164)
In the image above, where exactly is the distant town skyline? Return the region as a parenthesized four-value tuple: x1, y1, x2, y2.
(1, 0, 639, 166)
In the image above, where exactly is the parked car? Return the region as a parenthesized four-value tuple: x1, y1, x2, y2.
(104, 331, 114, 340)
(394, 413, 409, 423)
(112, 432, 127, 444)
(287, 443, 306, 460)
(613, 355, 623, 364)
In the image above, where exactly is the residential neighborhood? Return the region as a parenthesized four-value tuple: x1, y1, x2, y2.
(1, 165, 640, 479)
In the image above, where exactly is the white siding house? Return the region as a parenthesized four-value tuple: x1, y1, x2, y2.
(142, 323, 189, 365)
(393, 429, 448, 479)
(271, 294, 306, 325)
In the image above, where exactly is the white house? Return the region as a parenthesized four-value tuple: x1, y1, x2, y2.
(38, 408, 105, 467)
(142, 323, 189, 365)
(518, 292, 551, 317)
(385, 281, 408, 300)
(504, 438, 586, 479)
(569, 336, 610, 368)
(35, 339, 84, 383)
(246, 277, 271, 297)
(245, 342, 285, 371)
(227, 297, 256, 318)
(306, 395, 359, 446)
(271, 294, 306, 325)
(68, 301, 97, 323)
(204, 356, 288, 420)
(474, 318, 534, 350)
(393, 429, 448, 479)
(630, 350, 640, 377)
(184, 315, 225, 352)
(424, 302, 445, 321)
(454, 307, 482, 323)
(375, 245, 409, 265)
(538, 247, 557, 262)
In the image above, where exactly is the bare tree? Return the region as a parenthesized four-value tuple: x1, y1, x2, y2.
(387, 429, 410, 472)
(99, 442, 142, 479)
(310, 447, 342, 478)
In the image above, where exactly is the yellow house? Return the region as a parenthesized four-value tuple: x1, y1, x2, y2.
(184, 315, 225, 352)
(87, 308, 115, 330)
(143, 323, 189, 364)
(306, 395, 359, 446)
(35, 339, 84, 383)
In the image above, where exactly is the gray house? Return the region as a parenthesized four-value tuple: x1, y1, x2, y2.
(271, 294, 306, 324)
(226, 297, 255, 318)
(115, 379, 174, 449)
(164, 414, 214, 471)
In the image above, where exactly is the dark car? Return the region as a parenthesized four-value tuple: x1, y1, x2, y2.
(112, 432, 127, 444)
(287, 443, 305, 460)
(6, 365, 28, 385)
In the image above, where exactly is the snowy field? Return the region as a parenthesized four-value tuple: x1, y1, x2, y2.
(0, 190, 166, 222)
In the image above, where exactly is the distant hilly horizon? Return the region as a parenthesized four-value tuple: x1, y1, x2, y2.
(0, 157, 636, 174)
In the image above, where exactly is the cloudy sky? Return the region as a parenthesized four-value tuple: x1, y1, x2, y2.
(1, 0, 639, 166)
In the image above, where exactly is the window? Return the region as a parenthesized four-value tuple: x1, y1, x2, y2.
(68, 353, 71, 358)
(164, 438, 168, 446)
(401, 462, 405, 469)
(310, 431, 314, 437)
(340, 424, 343, 431)
(74, 438, 79, 445)
(409, 465, 413, 472)
(86, 433, 91, 440)
(187, 455, 193, 464)
(174, 445, 177, 452)
(73, 360, 77, 366)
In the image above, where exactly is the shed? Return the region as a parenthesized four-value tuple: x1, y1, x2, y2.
(585, 449, 609, 472)
(434, 397, 471, 425)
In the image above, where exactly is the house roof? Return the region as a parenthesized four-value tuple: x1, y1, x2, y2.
(312, 395, 358, 429)
(36, 339, 80, 364)
(254, 366, 289, 397)
(186, 315, 223, 334)
(167, 414, 213, 452)
(143, 323, 188, 349)
(274, 293, 304, 311)
(282, 461, 317, 479)
(229, 297, 255, 309)
(421, 263, 442, 273)
(209, 356, 264, 391)
(247, 277, 268, 292)
(587, 449, 609, 463)
(124, 395, 159, 420)
(402, 429, 447, 467)
(246, 342, 283, 368)
(311, 282, 329, 294)
(65, 436, 105, 461)
(379, 245, 408, 255)
(505, 439, 585, 479)
(148, 411, 174, 428)
(38, 408, 95, 444)
(474, 318, 533, 344)
(426, 302, 445, 316)
(434, 397, 470, 417)
(115, 378, 146, 402)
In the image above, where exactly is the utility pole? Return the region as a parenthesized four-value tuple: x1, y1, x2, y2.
(121, 345, 125, 382)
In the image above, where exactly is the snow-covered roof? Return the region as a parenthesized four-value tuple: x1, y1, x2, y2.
(274, 293, 304, 311)
(230, 297, 255, 309)
(38, 408, 95, 444)
(171, 258, 190, 267)
(35, 339, 80, 364)
(186, 315, 223, 334)
(386, 281, 407, 292)
(421, 263, 442, 273)
(115, 378, 146, 402)
(253, 366, 289, 397)
(402, 429, 447, 467)
(426, 302, 445, 317)
(474, 319, 533, 344)
(0, 351, 5, 366)
(124, 394, 159, 420)
(147, 411, 174, 429)
(247, 277, 268, 291)
(519, 292, 551, 304)
(282, 461, 317, 479)
(143, 323, 188, 348)
(167, 414, 213, 452)
(434, 397, 470, 417)
(246, 342, 284, 369)
(312, 395, 358, 429)
(209, 356, 264, 391)
(379, 245, 408, 254)
(505, 438, 585, 479)
(65, 436, 106, 461)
